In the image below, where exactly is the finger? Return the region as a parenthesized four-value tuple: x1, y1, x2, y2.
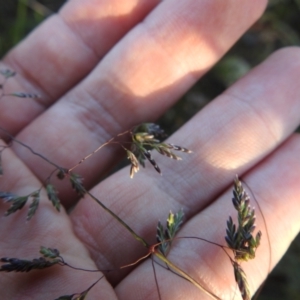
(0, 0, 160, 136)
(12, 0, 267, 207)
(0, 143, 116, 299)
(69, 47, 300, 285)
(115, 134, 300, 300)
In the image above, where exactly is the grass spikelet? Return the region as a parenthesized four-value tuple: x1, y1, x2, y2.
(0, 69, 16, 78)
(128, 123, 191, 177)
(27, 191, 40, 220)
(126, 150, 140, 178)
(225, 176, 262, 262)
(9, 92, 40, 98)
(69, 173, 85, 196)
(46, 184, 61, 211)
(156, 210, 184, 256)
(232, 261, 251, 300)
(0, 257, 61, 273)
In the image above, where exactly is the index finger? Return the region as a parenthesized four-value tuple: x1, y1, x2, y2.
(0, 0, 159, 136)
(11, 0, 267, 207)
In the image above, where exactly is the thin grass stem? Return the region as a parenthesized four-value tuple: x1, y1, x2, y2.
(85, 190, 149, 248)
(68, 130, 131, 172)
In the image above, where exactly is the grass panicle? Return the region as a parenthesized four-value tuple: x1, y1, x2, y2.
(128, 123, 191, 178)
(0, 245, 102, 299)
(0, 246, 64, 273)
(0, 79, 261, 300)
(225, 176, 262, 300)
(156, 210, 184, 256)
(225, 176, 262, 262)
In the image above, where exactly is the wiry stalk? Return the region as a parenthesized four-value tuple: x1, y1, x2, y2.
(154, 251, 222, 300)
(85, 189, 149, 248)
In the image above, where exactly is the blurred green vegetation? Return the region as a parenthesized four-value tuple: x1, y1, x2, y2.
(0, 0, 300, 299)
(161, 0, 300, 133)
(0, 0, 60, 55)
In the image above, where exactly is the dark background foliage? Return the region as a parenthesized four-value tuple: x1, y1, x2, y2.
(0, 1, 300, 299)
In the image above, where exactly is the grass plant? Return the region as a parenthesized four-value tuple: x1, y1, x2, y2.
(1, 1, 300, 299)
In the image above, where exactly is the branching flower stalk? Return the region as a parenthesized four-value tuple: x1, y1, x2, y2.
(75, 187, 220, 300)
(0, 70, 264, 300)
(151, 178, 263, 300)
(0, 76, 201, 299)
(120, 211, 222, 300)
(0, 127, 261, 299)
(68, 180, 222, 299)
(0, 120, 191, 220)
(68, 123, 192, 178)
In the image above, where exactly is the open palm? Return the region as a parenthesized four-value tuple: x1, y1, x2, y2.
(1, 1, 300, 299)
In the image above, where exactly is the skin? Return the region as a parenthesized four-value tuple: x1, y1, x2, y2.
(0, 0, 300, 299)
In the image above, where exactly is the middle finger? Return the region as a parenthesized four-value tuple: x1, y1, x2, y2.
(12, 0, 266, 207)
(70, 47, 300, 285)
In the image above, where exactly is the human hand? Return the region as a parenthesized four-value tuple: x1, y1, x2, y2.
(1, 0, 300, 299)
